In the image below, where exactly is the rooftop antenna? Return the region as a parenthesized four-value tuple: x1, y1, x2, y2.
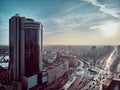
(16, 13, 19, 16)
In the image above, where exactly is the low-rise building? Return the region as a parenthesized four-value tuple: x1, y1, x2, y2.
(60, 56, 78, 67)
(114, 58, 120, 73)
(47, 61, 69, 84)
(0, 81, 22, 90)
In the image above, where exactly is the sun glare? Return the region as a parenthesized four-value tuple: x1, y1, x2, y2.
(100, 23, 119, 36)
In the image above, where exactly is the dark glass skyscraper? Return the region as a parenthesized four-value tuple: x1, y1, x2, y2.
(9, 14, 43, 89)
(24, 19, 40, 77)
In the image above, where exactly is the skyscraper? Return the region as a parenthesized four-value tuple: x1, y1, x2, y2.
(9, 14, 43, 89)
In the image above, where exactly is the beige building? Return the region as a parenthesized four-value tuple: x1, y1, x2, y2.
(117, 64, 120, 72)
(47, 61, 69, 83)
(60, 56, 78, 67)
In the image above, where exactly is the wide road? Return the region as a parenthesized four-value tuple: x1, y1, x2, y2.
(104, 47, 118, 72)
(81, 47, 119, 90)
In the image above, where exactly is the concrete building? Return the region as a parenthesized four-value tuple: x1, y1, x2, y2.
(42, 70, 48, 84)
(115, 61, 120, 72)
(47, 61, 69, 84)
(116, 64, 120, 72)
(118, 45, 120, 59)
(60, 56, 78, 67)
(9, 14, 43, 90)
(0, 81, 22, 90)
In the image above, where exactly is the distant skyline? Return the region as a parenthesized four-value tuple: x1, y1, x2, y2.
(0, 0, 120, 45)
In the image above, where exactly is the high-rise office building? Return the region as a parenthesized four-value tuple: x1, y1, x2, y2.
(9, 14, 43, 89)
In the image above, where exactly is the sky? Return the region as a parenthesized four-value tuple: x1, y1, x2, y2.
(0, 0, 120, 45)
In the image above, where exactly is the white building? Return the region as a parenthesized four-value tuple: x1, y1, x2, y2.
(47, 61, 69, 83)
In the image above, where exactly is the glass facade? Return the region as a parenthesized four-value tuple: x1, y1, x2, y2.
(9, 17, 21, 80)
(25, 29, 40, 77)
(9, 15, 42, 85)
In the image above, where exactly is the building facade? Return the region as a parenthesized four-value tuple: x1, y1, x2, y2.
(9, 14, 43, 89)
(47, 61, 69, 84)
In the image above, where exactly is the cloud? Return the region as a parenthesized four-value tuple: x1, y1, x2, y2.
(39, 0, 120, 45)
(81, 0, 120, 19)
(89, 21, 120, 37)
(89, 25, 100, 30)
